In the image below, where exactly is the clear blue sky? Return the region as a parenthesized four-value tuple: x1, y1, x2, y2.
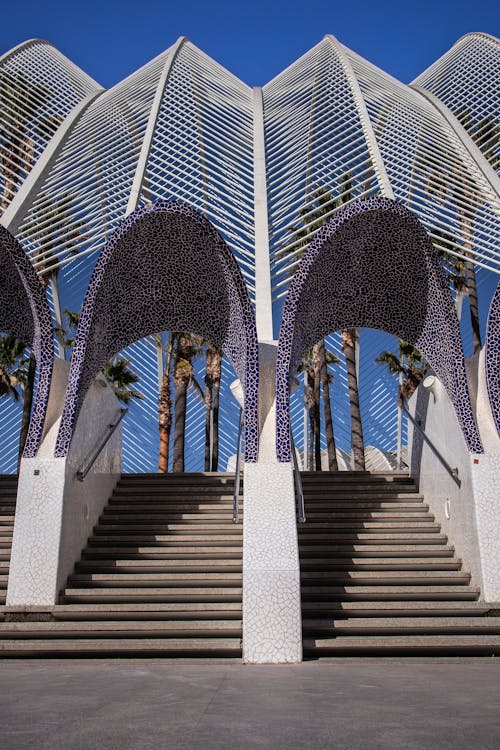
(1, 0, 499, 88)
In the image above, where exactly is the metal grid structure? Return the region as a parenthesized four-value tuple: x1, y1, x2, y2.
(413, 33, 499, 174)
(0, 33, 498, 473)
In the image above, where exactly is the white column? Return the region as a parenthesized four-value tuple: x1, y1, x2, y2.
(252, 87, 274, 341)
(243, 343, 302, 663)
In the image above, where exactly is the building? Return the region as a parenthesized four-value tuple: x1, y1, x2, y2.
(0, 33, 499, 660)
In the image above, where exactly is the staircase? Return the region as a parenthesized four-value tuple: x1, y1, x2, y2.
(0, 473, 243, 656)
(0, 476, 17, 609)
(299, 472, 500, 656)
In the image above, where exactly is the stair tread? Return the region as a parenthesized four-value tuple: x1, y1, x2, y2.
(302, 616, 500, 631)
(303, 635, 500, 650)
(0, 619, 242, 635)
(0, 638, 242, 653)
(301, 601, 490, 614)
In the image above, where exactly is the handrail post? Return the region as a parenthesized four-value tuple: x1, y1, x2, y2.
(290, 430, 306, 523)
(76, 408, 127, 482)
(232, 407, 244, 523)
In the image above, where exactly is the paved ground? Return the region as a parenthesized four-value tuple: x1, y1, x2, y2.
(0, 658, 498, 749)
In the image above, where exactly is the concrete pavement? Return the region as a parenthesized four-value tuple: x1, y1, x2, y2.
(0, 658, 499, 749)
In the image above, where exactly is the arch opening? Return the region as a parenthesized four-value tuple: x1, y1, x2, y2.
(276, 197, 483, 461)
(54, 200, 259, 462)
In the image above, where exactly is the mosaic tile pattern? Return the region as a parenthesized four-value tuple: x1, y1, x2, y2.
(276, 197, 483, 461)
(0, 226, 54, 457)
(485, 280, 500, 438)
(470, 454, 500, 602)
(54, 200, 259, 459)
(243, 461, 303, 663)
(6, 457, 66, 605)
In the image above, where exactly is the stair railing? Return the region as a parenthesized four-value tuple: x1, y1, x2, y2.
(290, 430, 306, 522)
(233, 407, 244, 523)
(401, 402, 461, 487)
(76, 408, 128, 482)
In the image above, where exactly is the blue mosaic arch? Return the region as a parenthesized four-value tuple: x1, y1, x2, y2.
(0, 226, 54, 457)
(485, 280, 500, 438)
(54, 199, 259, 460)
(276, 197, 483, 461)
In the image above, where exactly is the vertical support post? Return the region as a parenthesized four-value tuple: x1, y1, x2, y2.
(252, 87, 274, 341)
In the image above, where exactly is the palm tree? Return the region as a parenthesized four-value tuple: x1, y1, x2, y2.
(0, 334, 27, 401)
(204, 341, 223, 472)
(376, 340, 429, 404)
(342, 327, 365, 471)
(156, 332, 174, 474)
(61, 309, 143, 405)
(101, 358, 143, 405)
(0, 333, 34, 465)
(297, 347, 321, 471)
(172, 333, 203, 473)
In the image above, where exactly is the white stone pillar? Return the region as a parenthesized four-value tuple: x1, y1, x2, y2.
(242, 342, 302, 663)
(7, 371, 122, 608)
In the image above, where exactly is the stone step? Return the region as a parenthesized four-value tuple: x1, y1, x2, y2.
(95, 523, 242, 532)
(300, 585, 479, 601)
(89, 534, 243, 544)
(302, 634, 500, 655)
(301, 502, 429, 510)
(68, 572, 242, 586)
(114, 488, 237, 498)
(100, 513, 239, 522)
(297, 522, 441, 530)
(301, 571, 470, 585)
(0, 619, 242, 638)
(63, 587, 242, 603)
(299, 545, 455, 557)
(298, 524, 448, 545)
(301, 616, 500, 635)
(83, 546, 243, 559)
(107, 502, 237, 511)
(301, 601, 490, 617)
(302, 492, 422, 500)
(76, 560, 243, 573)
(0, 637, 242, 656)
(298, 533, 447, 542)
(2, 602, 243, 621)
(299, 558, 462, 571)
(300, 471, 415, 485)
(111, 494, 239, 503)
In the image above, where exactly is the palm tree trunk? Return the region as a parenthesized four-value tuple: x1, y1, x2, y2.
(342, 328, 365, 471)
(317, 339, 338, 471)
(172, 335, 194, 473)
(158, 371, 172, 473)
(465, 258, 481, 354)
(312, 345, 322, 471)
(18, 352, 36, 470)
(204, 348, 214, 472)
(211, 371, 221, 472)
(459, 204, 482, 354)
(173, 379, 188, 472)
(306, 370, 315, 471)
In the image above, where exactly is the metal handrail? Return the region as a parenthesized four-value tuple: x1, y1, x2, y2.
(290, 431, 306, 523)
(232, 407, 244, 523)
(76, 408, 128, 482)
(402, 402, 461, 487)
